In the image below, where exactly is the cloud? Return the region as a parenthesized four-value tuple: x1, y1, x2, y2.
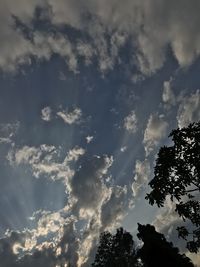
(10, 144, 56, 166)
(32, 32, 79, 73)
(0, 214, 79, 267)
(123, 110, 138, 133)
(177, 89, 200, 128)
(0, 1, 38, 72)
(100, 185, 129, 230)
(151, 196, 194, 255)
(132, 159, 151, 198)
(162, 79, 176, 106)
(8, 145, 85, 186)
(120, 146, 127, 152)
(43, 0, 200, 74)
(186, 252, 200, 267)
(86, 135, 93, 144)
(0, 230, 26, 266)
(57, 108, 82, 125)
(4, 142, 137, 266)
(71, 155, 113, 214)
(77, 42, 94, 66)
(41, 106, 52, 121)
(153, 197, 179, 235)
(0, 1, 200, 74)
(4, 149, 132, 266)
(0, 121, 19, 144)
(143, 114, 168, 156)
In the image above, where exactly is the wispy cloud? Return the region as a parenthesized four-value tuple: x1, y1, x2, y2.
(0, 122, 19, 145)
(177, 89, 200, 128)
(162, 79, 176, 107)
(123, 110, 138, 133)
(143, 114, 168, 156)
(8, 144, 85, 185)
(132, 159, 151, 198)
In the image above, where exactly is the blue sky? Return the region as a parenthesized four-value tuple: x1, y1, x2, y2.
(0, 1, 200, 266)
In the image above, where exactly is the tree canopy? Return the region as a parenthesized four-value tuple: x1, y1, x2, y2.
(146, 122, 200, 252)
(92, 225, 194, 267)
(92, 227, 138, 267)
(137, 224, 194, 267)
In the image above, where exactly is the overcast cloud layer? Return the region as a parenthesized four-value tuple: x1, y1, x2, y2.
(0, 1, 200, 266)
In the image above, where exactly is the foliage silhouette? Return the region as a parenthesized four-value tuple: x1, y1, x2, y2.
(146, 122, 200, 252)
(92, 227, 139, 267)
(137, 224, 194, 267)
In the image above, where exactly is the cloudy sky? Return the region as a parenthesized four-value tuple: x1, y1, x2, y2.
(0, 1, 200, 266)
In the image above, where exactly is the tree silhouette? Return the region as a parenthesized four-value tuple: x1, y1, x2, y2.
(137, 224, 194, 267)
(92, 227, 138, 267)
(146, 122, 200, 252)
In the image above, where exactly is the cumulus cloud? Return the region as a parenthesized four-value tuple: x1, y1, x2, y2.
(123, 110, 138, 133)
(143, 114, 168, 156)
(57, 107, 82, 125)
(177, 89, 200, 128)
(41, 106, 52, 121)
(132, 159, 151, 198)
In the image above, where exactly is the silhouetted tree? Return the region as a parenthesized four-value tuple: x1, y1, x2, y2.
(146, 122, 200, 252)
(137, 224, 194, 267)
(92, 227, 138, 267)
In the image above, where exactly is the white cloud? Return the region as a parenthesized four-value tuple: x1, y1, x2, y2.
(120, 146, 127, 152)
(57, 107, 82, 125)
(8, 145, 85, 186)
(124, 110, 138, 133)
(132, 159, 151, 197)
(86, 135, 93, 144)
(11, 144, 56, 166)
(143, 114, 168, 156)
(177, 89, 200, 128)
(162, 79, 176, 106)
(41, 106, 52, 121)
(153, 197, 179, 234)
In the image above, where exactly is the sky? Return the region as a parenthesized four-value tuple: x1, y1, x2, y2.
(0, 1, 200, 266)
